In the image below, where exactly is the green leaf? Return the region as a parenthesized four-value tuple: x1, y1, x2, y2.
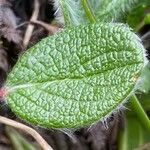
(56, 0, 147, 26)
(118, 116, 144, 150)
(84, 0, 147, 22)
(6, 23, 144, 128)
(139, 92, 150, 111)
(95, 0, 144, 22)
(126, 1, 150, 31)
(87, 0, 110, 14)
(144, 13, 150, 24)
(55, 0, 90, 26)
(118, 109, 150, 150)
(139, 63, 150, 93)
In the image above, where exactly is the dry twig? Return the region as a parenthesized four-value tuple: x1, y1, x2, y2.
(0, 115, 53, 150)
(23, 0, 40, 48)
(31, 20, 61, 34)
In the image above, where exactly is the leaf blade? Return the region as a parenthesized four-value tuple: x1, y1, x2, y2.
(88, 0, 149, 22)
(6, 23, 144, 128)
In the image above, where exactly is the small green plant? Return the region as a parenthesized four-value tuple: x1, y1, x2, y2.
(2, 0, 150, 149)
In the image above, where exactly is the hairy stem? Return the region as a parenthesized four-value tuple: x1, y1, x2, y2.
(59, 0, 71, 26)
(81, 0, 96, 23)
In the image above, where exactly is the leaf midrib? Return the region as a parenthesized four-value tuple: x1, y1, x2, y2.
(7, 61, 142, 93)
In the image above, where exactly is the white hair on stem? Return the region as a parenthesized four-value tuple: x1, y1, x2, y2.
(49, 0, 65, 25)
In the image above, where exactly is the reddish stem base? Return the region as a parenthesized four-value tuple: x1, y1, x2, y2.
(0, 88, 6, 97)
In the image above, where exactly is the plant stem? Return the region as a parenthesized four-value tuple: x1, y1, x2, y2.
(130, 95, 150, 131)
(81, 0, 96, 23)
(135, 20, 145, 32)
(59, 0, 71, 26)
